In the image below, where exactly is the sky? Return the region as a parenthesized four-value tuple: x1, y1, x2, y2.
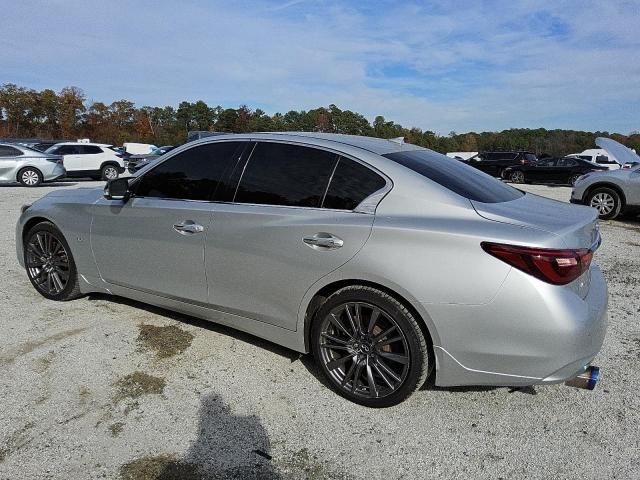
(1, 0, 639, 134)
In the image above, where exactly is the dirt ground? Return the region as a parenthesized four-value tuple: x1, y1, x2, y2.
(1, 180, 639, 479)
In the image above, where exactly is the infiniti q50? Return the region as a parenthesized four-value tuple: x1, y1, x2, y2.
(16, 133, 607, 407)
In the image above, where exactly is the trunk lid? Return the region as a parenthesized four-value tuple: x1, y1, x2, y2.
(471, 192, 600, 249)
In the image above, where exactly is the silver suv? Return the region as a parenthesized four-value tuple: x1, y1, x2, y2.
(17, 133, 607, 406)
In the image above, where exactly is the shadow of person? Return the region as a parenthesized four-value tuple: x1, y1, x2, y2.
(122, 394, 281, 480)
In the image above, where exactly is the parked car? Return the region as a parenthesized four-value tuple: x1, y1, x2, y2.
(571, 138, 640, 219)
(44, 142, 126, 180)
(567, 148, 621, 170)
(503, 156, 608, 186)
(0, 143, 65, 187)
(126, 145, 177, 173)
(467, 151, 538, 177)
(17, 133, 607, 407)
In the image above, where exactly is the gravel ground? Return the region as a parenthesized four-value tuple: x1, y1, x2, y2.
(0, 181, 639, 480)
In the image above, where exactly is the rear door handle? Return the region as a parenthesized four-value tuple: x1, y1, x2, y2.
(303, 233, 344, 249)
(173, 220, 204, 235)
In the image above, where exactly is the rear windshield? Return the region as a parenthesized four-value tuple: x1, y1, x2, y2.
(383, 149, 524, 203)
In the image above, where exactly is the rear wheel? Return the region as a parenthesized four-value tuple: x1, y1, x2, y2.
(588, 187, 622, 220)
(23, 222, 82, 301)
(101, 164, 119, 181)
(312, 286, 430, 407)
(18, 167, 43, 187)
(569, 173, 582, 186)
(510, 170, 525, 184)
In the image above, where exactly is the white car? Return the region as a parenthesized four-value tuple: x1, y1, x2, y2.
(45, 143, 126, 180)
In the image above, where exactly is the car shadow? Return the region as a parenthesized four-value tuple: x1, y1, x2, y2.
(120, 393, 281, 479)
(86, 293, 300, 362)
(0, 181, 79, 188)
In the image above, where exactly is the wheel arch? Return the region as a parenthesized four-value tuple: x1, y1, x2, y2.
(585, 182, 627, 207)
(22, 216, 56, 241)
(302, 278, 439, 361)
(16, 165, 43, 183)
(100, 160, 120, 170)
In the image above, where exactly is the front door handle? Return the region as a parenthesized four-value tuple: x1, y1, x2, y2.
(173, 220, 204, 235)
(303, 233, 344, 250)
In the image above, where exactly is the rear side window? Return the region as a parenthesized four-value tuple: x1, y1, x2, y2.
(0, 146, 22, 157)
(235, 143, 337, 207)
(524, 153, 538, 162)
(56, 145, 81, 155)
(384, 150, 523, 203)
(323, 157, 386, 210)
(135, 142, 246, 201)
(81, 145, 103, 154)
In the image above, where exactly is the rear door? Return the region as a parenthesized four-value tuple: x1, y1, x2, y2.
(205, 141, 386, 331)
(0, 145, 22, 181)
(91, 141, 248, 303)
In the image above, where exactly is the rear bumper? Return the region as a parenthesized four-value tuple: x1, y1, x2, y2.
(431, 264, 608, 387)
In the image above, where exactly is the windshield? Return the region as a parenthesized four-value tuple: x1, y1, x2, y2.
(44, 145, 59, 154)
(383, 149, 524, 203)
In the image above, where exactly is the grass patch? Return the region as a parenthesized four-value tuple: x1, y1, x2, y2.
(137, 324, 194, 359)
(115, 372, 165, 400)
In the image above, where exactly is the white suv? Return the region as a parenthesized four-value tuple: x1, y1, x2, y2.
(45, 143, 125, 180)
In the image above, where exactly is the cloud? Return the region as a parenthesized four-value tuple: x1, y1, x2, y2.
(1, 0, 639, 133)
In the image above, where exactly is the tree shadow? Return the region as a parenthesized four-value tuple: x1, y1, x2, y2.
(120, 394, 281, 479)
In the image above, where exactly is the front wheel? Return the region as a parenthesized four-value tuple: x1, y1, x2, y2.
(18, 167, 43, 187)
(588, 187, 622, 220)
(312, 286, 430, 407)
(101, 164, 119, 181)
(23, 222, 82, 301)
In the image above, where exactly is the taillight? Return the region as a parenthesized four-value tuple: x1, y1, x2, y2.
(46, 157, 63, 164)
(481, 242, 593, 285)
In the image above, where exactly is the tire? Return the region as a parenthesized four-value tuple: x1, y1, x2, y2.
(23, 222, 82, 301)
(18, 167, 43, 187)
(311, 285, 430, 408)
(101, 164, 119, 181)
(587, 187, 622, 220)
(510, 170, 525, 184)
(569, 174, 582, 186)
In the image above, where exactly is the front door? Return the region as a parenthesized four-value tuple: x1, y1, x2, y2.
(205, 141, 387, 330)
(90, 140, 250, 303)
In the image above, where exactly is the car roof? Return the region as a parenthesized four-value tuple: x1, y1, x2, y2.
(194, 132, 424, 156)
(52, 142, 112, 147)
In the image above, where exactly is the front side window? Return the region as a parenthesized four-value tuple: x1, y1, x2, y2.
(324, 157, 386, 210)
(596, 155, 610, 164)
(135, 142, 247, 201)
(0, 146, 22, 157)
(384, 149, 523, 203)
(234, 142, 337, 207)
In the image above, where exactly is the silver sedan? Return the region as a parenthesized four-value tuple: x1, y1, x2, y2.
(0, 143, 66, 186)
(16, 133, 607, 407)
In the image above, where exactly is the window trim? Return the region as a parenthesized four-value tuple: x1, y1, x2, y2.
(130, 138, 392, 213)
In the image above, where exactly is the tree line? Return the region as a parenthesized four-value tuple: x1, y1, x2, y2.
(1, 83, 638, 156)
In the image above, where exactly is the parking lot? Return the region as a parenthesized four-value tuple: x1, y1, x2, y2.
(1, 181, 639, 479)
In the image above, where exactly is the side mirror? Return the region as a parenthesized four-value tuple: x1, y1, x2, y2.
(104, 177, 131, 201)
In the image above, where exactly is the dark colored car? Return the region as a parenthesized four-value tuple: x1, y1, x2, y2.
(467, 151, 538, 177)
(126, 146, 177, 173)
(503, 157, 608, 186)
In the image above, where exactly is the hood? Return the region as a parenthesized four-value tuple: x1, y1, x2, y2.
(40, 186, 104, 202)
(471, 193, 599, 249)
(596, 137, 640, 166)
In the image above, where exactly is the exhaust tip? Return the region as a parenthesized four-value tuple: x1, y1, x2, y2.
(565, 366, 600, 390)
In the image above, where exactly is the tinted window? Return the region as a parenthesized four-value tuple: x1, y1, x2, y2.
(323, 157, 386, 210)
(235, 143, 337, 207)
(558, 158, 577, 167)
(0, 146, 22, 157)
(524, 153, 538, 162)
(384, 150, 523, 203)
(135, 142, 246, 201)
(81, 145, 103, 154)
(596, 155, 609, 164)
(56, 145, 81, 155)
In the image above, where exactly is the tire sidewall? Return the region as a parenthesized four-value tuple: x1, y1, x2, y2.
(510, 170, 524, 183)
(569, 174, 581, 186)
(101, 164, 119, 181)
(24, 222, 78, 300)
(19, 167, 42, 187)
(588, 187, 622, 220)
(311, 287, 428, 408)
